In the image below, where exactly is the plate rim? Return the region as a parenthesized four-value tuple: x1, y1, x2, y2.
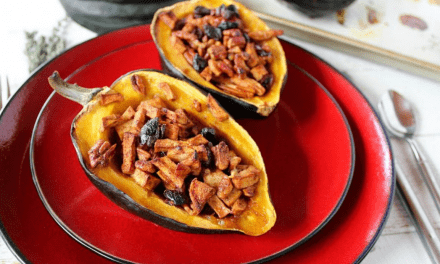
(29, 46, 355, 263)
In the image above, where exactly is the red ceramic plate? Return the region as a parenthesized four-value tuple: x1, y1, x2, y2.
(30, 39, 354, 263)
(0, 25, 394, 264)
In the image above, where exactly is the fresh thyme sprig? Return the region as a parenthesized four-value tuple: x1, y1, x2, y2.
(24, 16, 71, 72)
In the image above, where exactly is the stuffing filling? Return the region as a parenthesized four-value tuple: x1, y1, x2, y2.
(87, 75, 260, 219)
(159, 4, 283, 98)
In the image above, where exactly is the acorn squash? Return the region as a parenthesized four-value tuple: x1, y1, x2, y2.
(48, 69, 276, 236)
(151, 0, 287, 116)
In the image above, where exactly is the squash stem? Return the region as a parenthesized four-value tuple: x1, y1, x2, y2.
(48, 71, 102, 106)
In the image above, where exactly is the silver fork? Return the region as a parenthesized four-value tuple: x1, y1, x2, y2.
(0, 75, 11, 109)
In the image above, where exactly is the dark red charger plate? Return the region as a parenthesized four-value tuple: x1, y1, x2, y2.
(0, 25, 394, 263)
(30, 39, 354, 263)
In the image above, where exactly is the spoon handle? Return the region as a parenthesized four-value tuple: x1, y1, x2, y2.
(406, 138, 440, 213)
(396, 163, 440, 264)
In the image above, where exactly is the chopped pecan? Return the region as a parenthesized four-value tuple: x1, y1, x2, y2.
(245, 42, 260, 68)
(131, 108, 147, 135)
(231, 165, 260, 189)
(167, 146, 196, 162)
(207, 94, 229, 121)
(211, 141, 230, 170)
(188, 178, 216, 215)
(159, 11, 178, 29)
(115, 120, 134, 140)
(181, 154, 202, 176)
(170, 35, 187, 54)
(193, 99, 202, 112)
(164, 123, 180, 140)
(158, 82, 176, 101)
(131, 74, 146, 95)
(229, 150, 242, 170)
(227, 36, 246, 49)
(121, 106, 136, 120)
(186, 134, 208, 145)
(131, 169, 161, 191)
(137, 100, 164, 119)
(217, 82, 253, 98)
(243, 183, 257, 197)
(217, 176, 233, 199)
(250, 64, 269, 81)
(248, 29, 283, 41)
(208, 59, 222, 76)
(137, 147, 151, 161)
(207, 45, 227, 60)
(200, 64, 213, 81)
(183, 49, 196, 66)
(217, 60, 234, 77)
(100, 92, 124, 106)
(220, 187, 242, 207)
(231, 198, 247, 215)
(88, 139, 116, 168)
(231, 76, 266, 96)
(207, 195, 231, 218)
(100, 114, 123, 132)
(172, 30, 198, 41)
(203, 169, 225, 188)
(175, 162, 191, 179)
(152, 156, 185, 191)
(121, 132, 137, 174)
(135, 159, 157, 173)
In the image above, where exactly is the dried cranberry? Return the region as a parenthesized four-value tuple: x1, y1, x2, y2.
(203, 24, 222, 41)
(164, 190, 188, 206)
(260, 74, 274, 89)
(193, 54, 208, 72)
(217, 21, 239, 31)
(194, 6, 211, 18)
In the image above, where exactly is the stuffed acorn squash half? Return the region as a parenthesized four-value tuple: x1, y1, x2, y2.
(151, 0, 287, 116)
(48, 70, 276, 236)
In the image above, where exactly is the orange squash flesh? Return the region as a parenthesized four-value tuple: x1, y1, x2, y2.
(68, 70, 276, 236)
(151, 0, 287, 116)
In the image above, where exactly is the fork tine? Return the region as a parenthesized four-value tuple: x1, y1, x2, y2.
(0, 76, 3, 110)
(6, 76, 11, 99)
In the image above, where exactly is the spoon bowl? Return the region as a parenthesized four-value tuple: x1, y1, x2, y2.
(379, 89, 440, 211)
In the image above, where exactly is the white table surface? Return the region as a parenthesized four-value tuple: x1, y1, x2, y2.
(1, 0, 440, 263)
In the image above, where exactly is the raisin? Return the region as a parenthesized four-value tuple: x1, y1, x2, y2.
(194, 6, 211, 18)
(203, 142, 214, 168)
(192, 27, 203, 40)
(193, 53, 208, 72)
(222, 5, 239, 19)
(217, 21, 239, 31)
(159, 124, 166, 139)
(174, 18, 186, 31)
(260, 74, 274, 89)
(203, 24, 222, 41)
(140, 117, 159, 145)
(215, 4, 225, 16)
(255, 44, 271, 57)
(201, 127, 217, 143)
(164, 190, 188, 206)
(243, 32, 250, 43)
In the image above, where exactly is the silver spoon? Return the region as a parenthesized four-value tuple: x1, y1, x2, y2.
(379, 90, 440, 211)
(379, 90, 440, 263)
